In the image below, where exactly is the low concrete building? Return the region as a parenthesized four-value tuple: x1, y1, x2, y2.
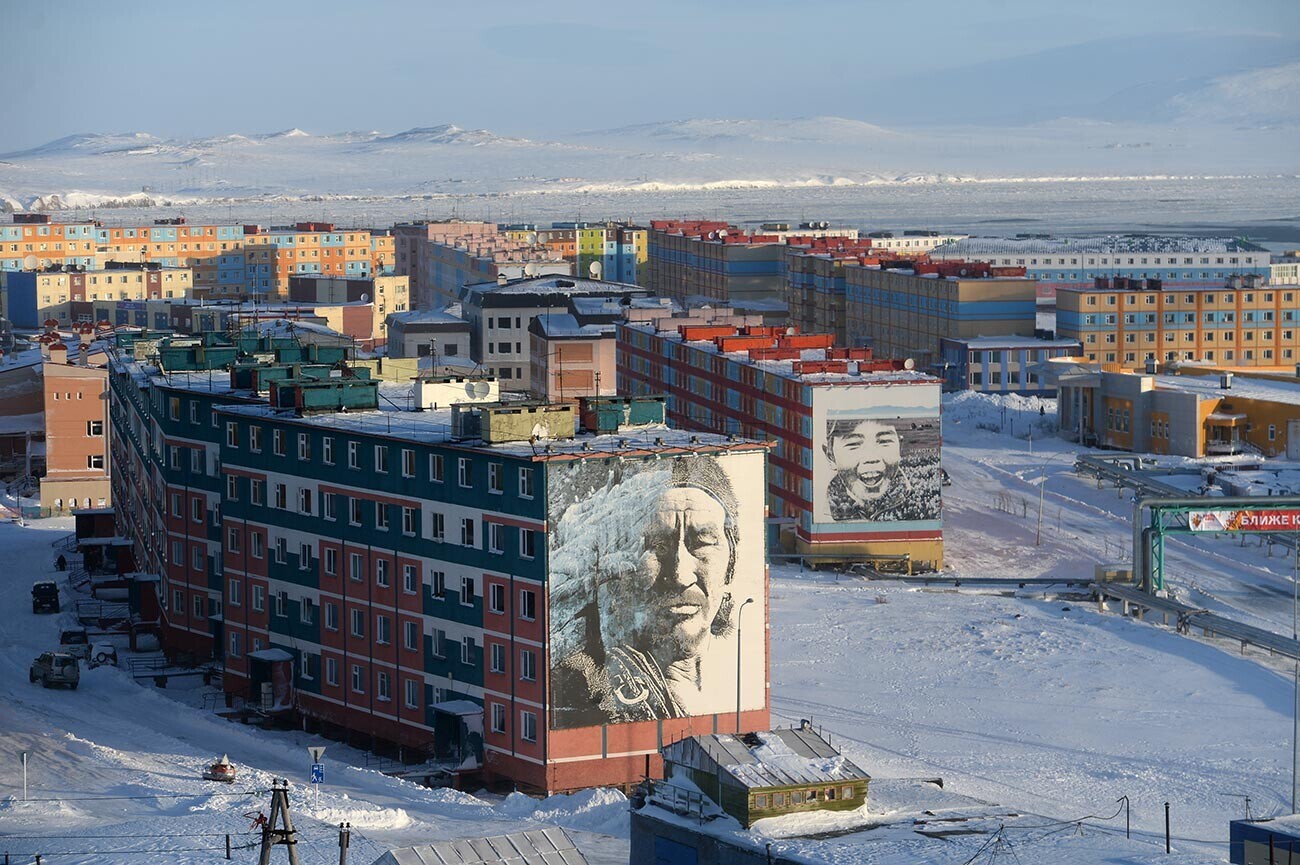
(1231, 817, 1300, 865)
(937, 335, 1081, 394)
(527, 313, 616, 402)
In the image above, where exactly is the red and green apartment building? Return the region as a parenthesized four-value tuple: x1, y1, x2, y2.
(618, 319, 944, 569)
(110, 333, 772, 792)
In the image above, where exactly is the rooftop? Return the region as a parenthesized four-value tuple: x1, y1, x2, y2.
(681, 728, 871, 789)
(372, 826, 589, 865)
(531, 313, 615, 339)
(944, 335, 1081, 349)
(1152, 369, 1300, 407)
(386, 308, 468, 326)
(462, 275, 643, 297)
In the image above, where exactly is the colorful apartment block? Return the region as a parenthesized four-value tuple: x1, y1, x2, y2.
(788, 262, 1038, 372)
(243, 223, 385, 298)
(618, 317, 944, 568)
(93, 221, 246, 297)
(109, 339, 772, 792)
(1056, 275, 1300, 369)
(0, 216, 98, 272)
(929, 235, 1271, 301)
(3, 262, 194, 328)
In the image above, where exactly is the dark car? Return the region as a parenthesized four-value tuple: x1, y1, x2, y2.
(59, 628, 91, 659)
(32, 581, 59, 614)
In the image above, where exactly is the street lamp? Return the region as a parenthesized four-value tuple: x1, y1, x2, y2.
(1035, 453, 1068, 546)
(736, 597, 755, 734)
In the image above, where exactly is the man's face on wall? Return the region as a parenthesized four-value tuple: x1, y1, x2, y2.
(618, 486, 731, 661)
(827, 419, 902, 503)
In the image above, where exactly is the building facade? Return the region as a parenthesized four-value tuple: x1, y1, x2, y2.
(1056, 276, 1300, 369)
(3, 263, 194, 328)
(930, 235, 1271, 301)
(41, 354, 111, 512)
(385, 309, 472, 361)
(936, 336, 1081, 394)
(619, 320, 943, 568)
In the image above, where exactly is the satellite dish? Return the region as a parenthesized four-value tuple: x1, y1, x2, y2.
(23, 255, 38, 270)
(359, 293, 370, 303)
(524, 262, 538, 277)
(588, 261, 602, 279)
(903, 358, 916, 370)
(707, 231, 717, 240)
(526, 232, 537, 245)
(468, 380, 491, 399)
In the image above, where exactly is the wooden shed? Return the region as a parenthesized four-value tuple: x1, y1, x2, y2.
(660, 724, 871, 827)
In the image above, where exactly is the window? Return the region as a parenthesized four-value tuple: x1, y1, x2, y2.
(404, 620, 419, 651)
(274, 590, 286, 617)
(518, 467, 534, 498)
(458, 457, 471, 488)
(404, 678, 419, 709)
(351, 664, 365, 694)
(520, 649, 536, 681)
(350, 498, 363, 526)
(461, 575, 475, 606)
(229, 578, 242, 607)
(322, 491, 335, 520)
(429, 453, 444, 482)
(226, 475, 239, 501)
(325, 658, 339, 686)
(301, 597, 315, 625)
(299, 542, 312, 569)
(376, 614, 391, 645)
(194, 594, 206, 619)
(273, 428, 285, 456)
(191, 496, 204, 523)
(401, 448, 415, 477)
(347, 441, 359, 469)
(273, 483, 287, 510)
(274, 536, 286, 564)
(461, 518, 475, 547)
(376, 558, 390, 587)
(520, 589, 536, 621)
(250, 478, 264, 506)
(299, 488, 313, 514)
(491, 642, 506, 673)
(323, 436, 334, 464)
(229, 631, 242, 658)
(324, 547, 338, 576)
(431, 570, 446, 599)
(754, 794, 769, 809)
(519, 530, 536, 559)
(86, 420, 103, 437)
(461, 636, 476, 665)
(325, 602, 339, 631)
(402, 506, 416, 535)
(431, 512, 445, 542)
(402, 563, 418, 594)
(491, 703, 506, 734)
(250, 531, 265, 559)
(375, 503, 389, 531)
(489, 522, 504, 554)
(432, 628, 446, 658)
(520, 710, 537, 742)
(842, 786, 855, 800)
(488, 463, 502, 493)
(489, 583, 506, 614)
(351, 608, 365, 638)
(297, 433, 310, 461)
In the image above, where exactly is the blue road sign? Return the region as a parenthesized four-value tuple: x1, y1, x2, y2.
(311, 763, 324, 784)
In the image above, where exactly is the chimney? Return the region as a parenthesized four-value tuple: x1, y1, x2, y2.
(1220, 372, 1233, 390)
(496, 272, 508, 287)
(1145, 358, 1158, 375)
(79, 342, 90, 366)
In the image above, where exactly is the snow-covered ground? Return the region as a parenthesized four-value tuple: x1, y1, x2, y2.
(0, 391, 1297, 863)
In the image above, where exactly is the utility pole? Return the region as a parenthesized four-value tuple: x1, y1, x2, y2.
(338, 822, 351, 865)
(258, 778, 301, 865)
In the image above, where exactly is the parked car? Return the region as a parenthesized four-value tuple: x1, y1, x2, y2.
(59, 628, 91, 659)
(31, 581, 59, 614)
(89, 643, 118, 667)
(30, 652, 80, 689)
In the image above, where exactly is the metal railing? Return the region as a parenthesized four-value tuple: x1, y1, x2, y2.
(1097, 582, 1300, 662)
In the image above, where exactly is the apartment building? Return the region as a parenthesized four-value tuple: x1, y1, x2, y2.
(110, 337, 772, 791)
(930, 235, 1271, 301)
(3, 262, 194, 328)
(243, 223, 389, 298)
(936, 335, 1081, 395)
(619, 319, 943, 568)
(92, 220, 246, 297)
(385, 309, 472, 361)
(1056, 275, 1300, 369)
(459, 275, 648, 392)
(41, 352, 111, 512)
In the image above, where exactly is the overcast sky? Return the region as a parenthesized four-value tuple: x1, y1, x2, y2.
(2, 0, 1298, 151)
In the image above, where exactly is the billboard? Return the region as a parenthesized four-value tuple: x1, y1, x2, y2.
(811, 384, 942, 527)
(547, 450, 766, 729)
(1189, 509, 1300, 532)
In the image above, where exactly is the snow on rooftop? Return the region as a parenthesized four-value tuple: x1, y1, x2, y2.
(465, 275, 642, 296)
(934, 234, 1266, 256)
(533, 313, 614, 338)
(1153, 370, 1300, 406)
(387, 307, 466, 325)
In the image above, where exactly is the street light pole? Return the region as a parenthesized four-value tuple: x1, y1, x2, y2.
(1035, 454, 1063, 546)
(736, 597, 754, 735)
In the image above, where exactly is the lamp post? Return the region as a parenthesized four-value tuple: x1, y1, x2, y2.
(736, 597, 755, 734)
(1035, 453, 1067, 546)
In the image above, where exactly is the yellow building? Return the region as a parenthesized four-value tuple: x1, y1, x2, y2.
(1057, 275, 1299, 369)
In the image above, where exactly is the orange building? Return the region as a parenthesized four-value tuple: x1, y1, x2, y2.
(41, 346, 111, 512)
(243, 223, 391, 299)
